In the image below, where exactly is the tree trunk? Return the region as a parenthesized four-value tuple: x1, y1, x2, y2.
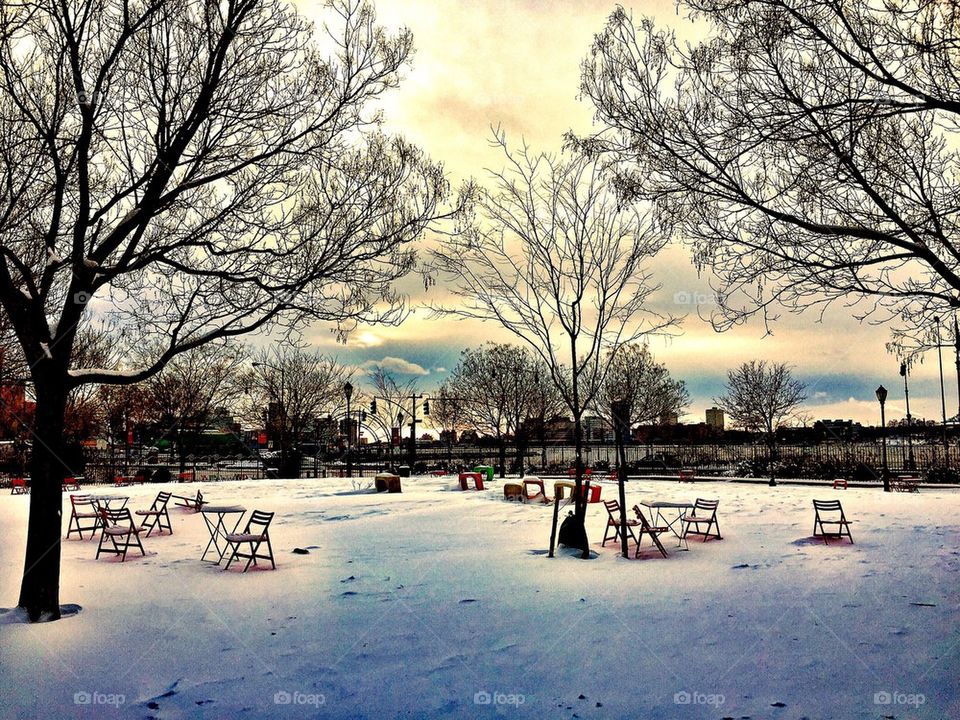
(498, 437, 506, 478)
(18, 382, 69, 621)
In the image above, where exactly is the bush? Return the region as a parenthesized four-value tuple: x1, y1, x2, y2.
(151, 467, 171, 484)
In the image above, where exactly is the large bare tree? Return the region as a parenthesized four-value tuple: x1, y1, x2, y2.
(580, 1, 960, 336)
(431, 131, 674, 556)
(1, 0, 454, 620)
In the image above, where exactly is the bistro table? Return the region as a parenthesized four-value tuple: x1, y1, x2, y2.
(639, 500, 695, 548)
(200, 505, 247, 563)
(91, 495, 130, 510)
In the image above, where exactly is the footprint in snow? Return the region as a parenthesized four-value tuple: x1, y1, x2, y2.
(459, 598, 478, 604)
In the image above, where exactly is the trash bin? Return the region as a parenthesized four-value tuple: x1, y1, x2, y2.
(397, 465, 411, 478)
(473, 465, 494, 483)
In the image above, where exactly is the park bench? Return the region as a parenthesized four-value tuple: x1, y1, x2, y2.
(891, 476, 920, 493)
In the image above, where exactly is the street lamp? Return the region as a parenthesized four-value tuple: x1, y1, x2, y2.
(876, 385, 890, 492)
(900, 362, 916, 471)
(344, 381, 354, 477)
(935, 316, 950, 467)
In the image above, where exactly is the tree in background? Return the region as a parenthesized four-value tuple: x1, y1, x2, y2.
(241, 346, 352, 478)
(716, 361, 806, 486)
(596, 344, 689, 431)
(446, 343, 543, 477)
(580, 1, 960, 339)
(146, 344, 247, 473)
(432, 131, 674, 556)
(429, 382, 466, 469)
(1, 0, 454, 621)
(367, 364, 420, 458)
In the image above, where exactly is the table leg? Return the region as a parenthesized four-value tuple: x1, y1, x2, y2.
(201, 513, 222, 562)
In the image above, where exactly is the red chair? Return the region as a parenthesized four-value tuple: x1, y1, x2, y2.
(62, 477, 80, 491)
(10, 478, 28, 495)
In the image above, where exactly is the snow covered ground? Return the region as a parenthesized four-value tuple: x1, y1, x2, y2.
(0, 476, 957, 719)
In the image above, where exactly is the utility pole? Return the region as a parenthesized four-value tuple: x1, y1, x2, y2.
(935, 317, 950, 467)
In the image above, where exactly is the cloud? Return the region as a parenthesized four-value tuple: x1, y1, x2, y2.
(361, 356, 430, 376)
(434, 366, 446, 373)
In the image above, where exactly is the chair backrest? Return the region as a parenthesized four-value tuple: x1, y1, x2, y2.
(70, 494, 95, 509)
(153, 491, 172, 508)
(101, 507, 135, 527)
(603, 499, 621, 518)
(693, 498, 719, 513)
(814, 499, 844, 514)
(631, 505, 654, 529)
(244, 510, 274, 536)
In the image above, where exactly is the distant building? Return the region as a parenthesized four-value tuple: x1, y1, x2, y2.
(583, 415, 610, 442)
(705, 407, 725, 430)
(658, 411, 679, 426)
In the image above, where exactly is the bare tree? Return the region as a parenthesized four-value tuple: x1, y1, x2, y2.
(367, 364, 419, 455)
(596, 343, 689, 430)
(145, 344, 247, 473)
(580, 2, 960, 337)
(429, 381, 467, 469)
(716, 361, 806, 486)
(431, 131, 674, 556)
(240, 345, 352, 477)
(446, 343, 543, 477)
(1, 0, 454, 621)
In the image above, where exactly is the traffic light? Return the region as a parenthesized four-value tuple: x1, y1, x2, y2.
(361, 410, 367, 422)
(423, 399, 430, 415)
(370, 398, 377, 414)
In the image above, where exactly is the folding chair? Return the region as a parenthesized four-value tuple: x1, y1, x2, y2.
(223, 510, 276, 572)
(631, 505, 670, 558)
(135, 491, 173, 536)
(601, 500, 639, 548)
(812, 499, 854, 544)
(66, 494, 101, 540)
(680, 498, 721, 543)
(10, 478, 28, 494)
(62, 477, 80, 491)
(173, 489, 205, 512)
(96, 507, 146, 561)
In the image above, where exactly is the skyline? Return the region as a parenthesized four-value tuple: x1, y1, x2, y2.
(289, 0, 957, 426)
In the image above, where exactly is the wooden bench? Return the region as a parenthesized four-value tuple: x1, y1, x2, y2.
(891, 476, 920, 493)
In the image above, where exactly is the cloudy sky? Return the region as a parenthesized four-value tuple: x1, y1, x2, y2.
(295, 0, 955, 426)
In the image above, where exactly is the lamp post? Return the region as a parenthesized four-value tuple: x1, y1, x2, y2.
(935, 316, 950, 467)
(900, 362, 916, 471)
(344, 381, 353, 477)
(876, 385, 890, 492)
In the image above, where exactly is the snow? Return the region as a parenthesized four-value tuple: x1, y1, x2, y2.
(1, 477, 958, 719)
